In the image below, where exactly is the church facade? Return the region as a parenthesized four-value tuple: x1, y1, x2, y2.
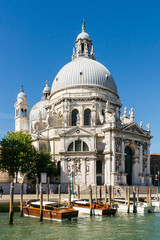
(14, 23, 152, 187)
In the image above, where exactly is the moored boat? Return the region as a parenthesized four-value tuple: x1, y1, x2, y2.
(114, 199, 155, 213)
(23, 200, 78, 221)
(72, 200, 116, 216)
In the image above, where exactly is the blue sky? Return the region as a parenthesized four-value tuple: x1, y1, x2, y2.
(0, 0, 160, 153)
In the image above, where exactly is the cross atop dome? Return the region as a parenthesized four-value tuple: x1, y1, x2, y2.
(72, 22, 95, 60)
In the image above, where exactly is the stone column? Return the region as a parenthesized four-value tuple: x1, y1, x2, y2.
(147, 144, 150, 174)
(81, 158, 86, 185)
(140, 143, 143, 173)
(90, 157, 96, 185)
(80, 105, 83, 126)
(139, 143, 144, 185)
(60, 158, 68, 184)
(111, 134, 116, 185)
(104, 155, 111, 185)
(121, 140, 125, 172)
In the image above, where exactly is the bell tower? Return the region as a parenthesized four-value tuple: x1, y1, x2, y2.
(14, 86, 29, 131)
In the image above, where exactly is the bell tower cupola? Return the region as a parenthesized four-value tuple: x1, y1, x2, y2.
(42, 80, 50, 99)
(14, 86, 29, 132)
(72, 21, 95, 60)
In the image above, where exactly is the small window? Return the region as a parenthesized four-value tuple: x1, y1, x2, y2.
(82, 43, 84, 53)
(72, 109, 78, 126)
(96, 160, 102, 174)
(84, 109, 91, 126)
(83, 142, 89, 151)
(24, 109, 27, 117)
(21, 108, 23, 117)
(68, 142, 73, 151)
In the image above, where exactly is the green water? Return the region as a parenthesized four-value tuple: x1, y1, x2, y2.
(0, 212, 160, 240)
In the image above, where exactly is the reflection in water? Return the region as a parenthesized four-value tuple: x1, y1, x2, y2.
(0, 212, 160, 240)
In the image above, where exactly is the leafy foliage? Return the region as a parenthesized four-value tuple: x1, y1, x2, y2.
(0, 131, 58, 182)
(26, 150, 58, 181)
(0, 131, 34, 180)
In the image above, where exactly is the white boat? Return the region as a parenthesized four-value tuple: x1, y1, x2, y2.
(151, 199, 160, 212)
(72, 200, 116, 216)
(114, 200, 155, 213)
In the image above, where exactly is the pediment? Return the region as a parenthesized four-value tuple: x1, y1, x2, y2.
(60, 126, 95, 137)
(122, 123, 145, 135)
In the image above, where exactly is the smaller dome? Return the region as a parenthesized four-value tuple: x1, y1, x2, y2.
(17, 87, 27, 101)
(30, 99, 48, 122)
(76, 31, 90, 41)
(43, 80, 50, 95)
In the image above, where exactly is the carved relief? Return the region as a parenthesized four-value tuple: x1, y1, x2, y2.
(86, 160, 90, 173)
(143, 158, 147, 172)
(47, 110, 62, 128)
(115, 138, 121, 152)
(115, 156, 121, 172)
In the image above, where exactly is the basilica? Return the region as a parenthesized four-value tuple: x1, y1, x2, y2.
(14, 23, 152, 187)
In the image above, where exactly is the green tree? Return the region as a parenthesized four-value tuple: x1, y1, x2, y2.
(26, 150, 58, 182)
(0, 131, 35, 182)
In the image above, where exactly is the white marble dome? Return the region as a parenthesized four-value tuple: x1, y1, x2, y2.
(76, 31, 90, 40)
(30, 99, 49, 122)
(51, 57, 117, 94)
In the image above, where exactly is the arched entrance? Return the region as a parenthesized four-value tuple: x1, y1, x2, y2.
(125, 146, 133, 185)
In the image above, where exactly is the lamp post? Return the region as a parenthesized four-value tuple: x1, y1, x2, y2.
(67, 165, 78, 195)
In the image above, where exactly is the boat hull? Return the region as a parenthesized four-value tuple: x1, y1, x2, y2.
(114, 203, 155, 213)
(73, 206, 116, 216)
(23, 207, 78, 221)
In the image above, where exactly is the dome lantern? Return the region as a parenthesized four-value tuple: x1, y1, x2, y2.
(72, 21, 95, 60)
(42, 80, 50, 99)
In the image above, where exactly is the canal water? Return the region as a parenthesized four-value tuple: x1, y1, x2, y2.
(0, 212, 160, 240)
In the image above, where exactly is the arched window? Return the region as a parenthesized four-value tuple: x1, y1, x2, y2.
(68, 142, 73, 151)
(72, 109, 78, 126)
(24, 109, 27, 117)
(83, 142, 89, 151)
(21, 108, 24, 117)
(67, 141, 89, 152)
(84, 109, 91, 126)
(125, 146, 133, 185)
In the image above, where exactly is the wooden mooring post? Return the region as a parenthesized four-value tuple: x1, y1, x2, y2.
(104, 184, 107, 205)
(40, 183, 43, 221)
(95, 185, 97, 202)
(125, 186, 128, 201)
(20, 182, 23, 217)
(133, 187, 137, 213)
(68, 183, 71, 208)
(136, 186, 139, 202)
(108, 185, 111, 206)
(9, 178, 14, 224)
(58, 184, 61, 204)
(36, 177, 39, 199)
(149, 187, 151, 204)
(147, 187, 149, 204)
(127, 187, 130, 214)
(77, 185, 80, 200)
(46, 177, 50, 201)
(89, 185, 92, 216)
(99, 186, 102, 202)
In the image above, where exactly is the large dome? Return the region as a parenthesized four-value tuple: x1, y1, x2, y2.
(30, 99, 49, 122)
(51, 57, 117, 94)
